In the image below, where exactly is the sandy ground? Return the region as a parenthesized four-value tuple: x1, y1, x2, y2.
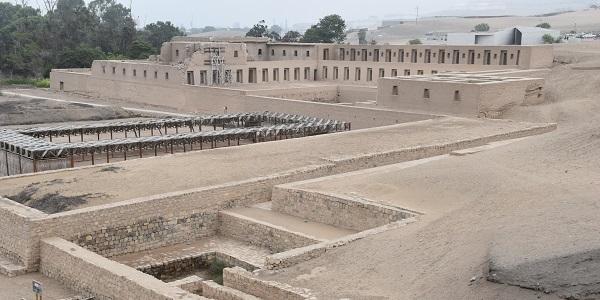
(0, 273, 76, 299)
(253, 42, 600, 299)
(0, 91, 140, 126)
(0, 117, 551, 211)
(357, 9, 600, 43)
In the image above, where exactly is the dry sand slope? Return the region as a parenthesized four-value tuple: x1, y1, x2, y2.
(365, 9, 600, 43)
(258, 43, 600, 299)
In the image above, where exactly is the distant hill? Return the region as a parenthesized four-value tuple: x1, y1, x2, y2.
(359, 8, 600, 44)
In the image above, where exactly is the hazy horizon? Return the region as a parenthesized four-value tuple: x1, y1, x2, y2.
(2, 0, 592, 28)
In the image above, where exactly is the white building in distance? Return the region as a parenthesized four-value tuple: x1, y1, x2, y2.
(447, 26, 561, 45)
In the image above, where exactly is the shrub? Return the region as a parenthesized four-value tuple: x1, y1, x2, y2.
(542, 34, 557, 44)
(0, 78, 50, 88)
(408, 39, 422, 45)
(536, 22, 551, 29)
(474, 23, 490, 32)
(208, 260, 227, 285)
(34, 79, 50, 88)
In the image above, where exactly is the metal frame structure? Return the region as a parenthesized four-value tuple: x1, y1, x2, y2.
(204, 46, 231, 86)
(0, 112, 351, 171)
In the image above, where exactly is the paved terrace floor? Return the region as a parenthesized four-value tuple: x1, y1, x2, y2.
(113, 235, 271, 270)
(0, 117, 554, 210)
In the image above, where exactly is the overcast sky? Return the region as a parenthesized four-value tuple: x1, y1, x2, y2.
(5, 0, 591, 28)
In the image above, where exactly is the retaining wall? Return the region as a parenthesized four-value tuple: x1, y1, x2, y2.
(223, 267, 312, 300)
(137, 251, 258, 281)
(218, 211, 321, 253)
(271, 187, 416, 231)
(39, 237, 206, 300)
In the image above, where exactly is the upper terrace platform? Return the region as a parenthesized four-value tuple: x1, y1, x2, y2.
(0, 117, 555, 211)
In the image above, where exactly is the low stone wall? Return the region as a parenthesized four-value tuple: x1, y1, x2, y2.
(272, 187, 416, 231)
(0, 198, 45, 270)
(265, 218, 417, 270)
(137, 251, 258, 281)
(223, 267, 313, 300)
(167, 275, 204, 294)
(202, 280, 260, 300)
(69, 212, 218, 258)
(218, 211, 321, 253)
(39, 237, 206, 300)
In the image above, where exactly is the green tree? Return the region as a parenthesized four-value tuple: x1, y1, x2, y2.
(474, 23, 490, 32)
(89, 0, 136, 54)
(542, 34, 556, 44)
(281, 31, 302, 42)
(246, 20, 268, 37)
(128, 39, 155, 59)
(202, 26, 216, 32)
(0, 3, 46, 77)
(56, 45, 105, 68)
(141, 21, 184, 50)
(302, 14, 347, 43)
(358, 28, 368, 45)
(270, 24, 283, 34)
(536, 22, 551, 29)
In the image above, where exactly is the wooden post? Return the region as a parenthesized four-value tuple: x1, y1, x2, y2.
(80, 129, 84, 142)
(4, 150, 9, 176)
(91, 152, 95, 165)
(170, 142, 174, 154)
(110, 130, 113, 140)
(68, 133, 71, 143)
(183, 142, 187, 152)
(124, 149, 127, 161)
(139, 143, 143, 158)
(97, 132, 100, 140)
(106, 147, 110, 163)
(154, 145, 158, 156)
(70, 150, 75, 168)
(49, 135, 52, 142)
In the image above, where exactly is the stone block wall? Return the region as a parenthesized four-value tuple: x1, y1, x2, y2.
(70, 212, 217, 258)
(0, 198, 46, 270)
(136, 251, 257, 282)
(202, 280, 260, 300)
(272, 187, 415, 231)
(218, 211, 321, 253)
(39, 237, 206, 300)
(223, 267, 312, 300)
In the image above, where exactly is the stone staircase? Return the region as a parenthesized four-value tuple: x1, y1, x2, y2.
(218, 202, 357, 254)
